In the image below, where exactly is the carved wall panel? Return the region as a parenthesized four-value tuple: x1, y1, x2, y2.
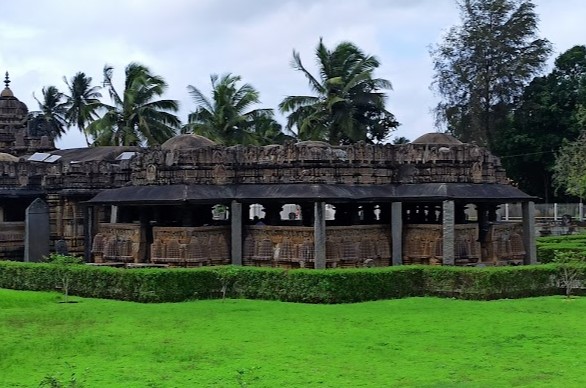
(403, 223, 524, 266)
(486, 223, 526, 264)
(91, 223, 144, 263)
(150, 226, 230, 266)
(0, 222, 25, 260)
(243, 225, 391, 268)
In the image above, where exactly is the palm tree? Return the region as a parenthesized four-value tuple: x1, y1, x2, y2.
(63, 72, 103, 146)
(184, 74, 286, 146)
(279, 38, 399, 144)
(87, 63, 180, 146)
(33, 86, 68, 138)
(248, 111, 296, 145)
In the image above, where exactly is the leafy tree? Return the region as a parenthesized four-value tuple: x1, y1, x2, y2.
(553, 132, 586, 200)
(497, 45, 586, 201)
(45, 253, 84, 303)
(553, 251, 585, 299)
(33, 86, 68, 138)
(279, 38, 399, 144)
(430, 0, 551, 148)
(87, 63, 180, 146)
(63, 72, 103, 146)
(392, 136, 410, 144)
(247, 110, 296, 145)
(184, 74, 287, 146)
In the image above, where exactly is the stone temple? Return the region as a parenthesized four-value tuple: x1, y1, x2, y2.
(0, 76, 536, 268)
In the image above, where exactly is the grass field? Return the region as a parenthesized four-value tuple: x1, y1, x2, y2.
(1, 289, 585, 387)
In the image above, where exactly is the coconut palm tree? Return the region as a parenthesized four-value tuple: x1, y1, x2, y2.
(279, 39, 399, 144)
(248, 110, 296, 145)
(33, 85, 68, 138)
(63, 72, 103, 146)
(87, 63, 180, 146)
(184, 73, 287, 146)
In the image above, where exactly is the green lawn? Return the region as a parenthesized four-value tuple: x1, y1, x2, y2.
(1, 290, 585, 387)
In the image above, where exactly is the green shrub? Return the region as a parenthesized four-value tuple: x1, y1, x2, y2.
(537, 234, 586, 263)
(421, 265, 559, 299)
(552, 250, 586, 298)
(0, 261, 583, 303)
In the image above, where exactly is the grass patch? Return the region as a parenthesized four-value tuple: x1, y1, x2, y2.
(1, 289, 585, 387)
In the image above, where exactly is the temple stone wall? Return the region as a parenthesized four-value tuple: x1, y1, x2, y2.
(0, 141, 508, 194)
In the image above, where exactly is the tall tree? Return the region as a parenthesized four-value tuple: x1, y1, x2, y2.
(495, 45, 586, 201)
(87, 63, 180, 146)
(430, 0, 551, 148)
(553, 131, 586, 200)
(33, 85, 68, 138)
(279, 38, 399, 144)
(248, 110, 296, 145)
(63, 72, 103, 146)
(184, 74, 287, 146)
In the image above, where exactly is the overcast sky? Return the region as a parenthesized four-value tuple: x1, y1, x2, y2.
(1, 0, 584, 149)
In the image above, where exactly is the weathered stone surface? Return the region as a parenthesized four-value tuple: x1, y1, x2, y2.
(391, 202, 403, 266)
(522, 201, 537, 265)
(24, 198, 50, 262)
(230, 200, 243, 266)
(442, 200, 455, 265)
(314, 201, 326, 269)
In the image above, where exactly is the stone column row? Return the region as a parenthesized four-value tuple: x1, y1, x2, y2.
(229, 199, 537, 268)
(230, 200, 328, 268)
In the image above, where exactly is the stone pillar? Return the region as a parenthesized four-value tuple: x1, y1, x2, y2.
(522, 201, 537, 265)
(230, 200, 243, 266)
(391, 202, 403, 266)
(83, 205, 94, 262)
(314, 201, 326, 269)
(442, 200, 455, 265)
(110, 205, 118, 223)
(25, 198, 50, 262)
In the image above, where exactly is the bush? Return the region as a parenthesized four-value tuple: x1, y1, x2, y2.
(537, 234, 586, 263)
(0, 261, 583, 303)
(552, 250, 586, 298)
(421, 265, 559, 299)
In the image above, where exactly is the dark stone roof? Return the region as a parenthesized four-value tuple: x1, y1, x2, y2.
(411, 133, 463, 145)
(50, 146, 141, 163)
(86, 183, 536, 205)
(0, 188, 44, 198)
(161, 134, 216, 151)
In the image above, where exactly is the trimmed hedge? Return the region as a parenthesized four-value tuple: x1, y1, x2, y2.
(537, 234, 586, 263)
(0, 261, 580, 303)
(421, 265, 560, 299)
